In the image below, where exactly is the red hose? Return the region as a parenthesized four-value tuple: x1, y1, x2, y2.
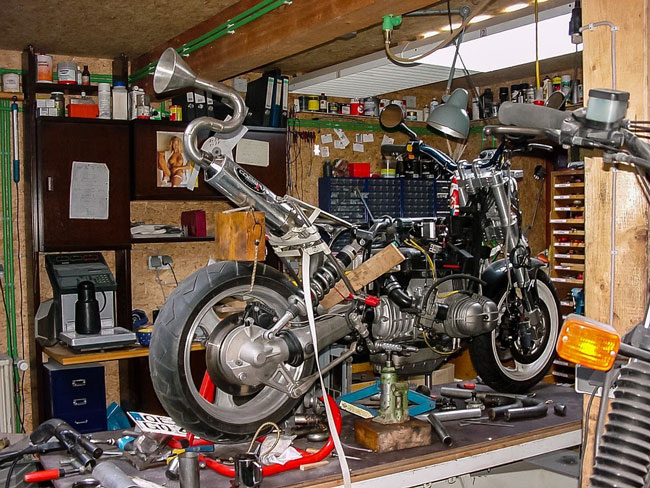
(200, 395, 341, 478)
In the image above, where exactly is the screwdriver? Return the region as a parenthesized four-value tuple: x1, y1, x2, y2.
(24, 468, 81, 483)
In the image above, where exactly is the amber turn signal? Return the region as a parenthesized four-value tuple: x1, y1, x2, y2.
(557, 314, 620, 371)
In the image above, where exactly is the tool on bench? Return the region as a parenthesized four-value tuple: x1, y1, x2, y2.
(338, 358, 436, 421)
(179, 451, 201, 488)
(30, 419, 102, 469)
(24, 467, 81, 483)
(426, 414, 453, 446)
(93, 461, 139, 488)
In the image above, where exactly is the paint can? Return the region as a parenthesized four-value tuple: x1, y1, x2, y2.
(57, 62, 78, 84)
(341, 104, 351, 115)
(363, 97, 379, 116)
(350, 98, 364, 116)
(328, 102, 340, 114)
(36, 53, 53, 83)
(307, 96, 320, 111)
(2, 73, 20, 92)
(170, 105, 183, 121)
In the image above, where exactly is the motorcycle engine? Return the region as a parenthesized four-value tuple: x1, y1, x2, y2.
(371, 278, 426, 342)
(420, 292, 499, 338)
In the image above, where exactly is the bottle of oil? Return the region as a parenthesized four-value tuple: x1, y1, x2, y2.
(81, 65, 91, 86)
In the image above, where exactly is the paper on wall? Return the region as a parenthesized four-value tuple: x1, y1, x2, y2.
(69, 161, 109, 220)
(321, 133, 333, 144)
(362, 133, 374, 143)
(236, 138, 270, 167)
(334, 140, 346, 150)
(321, 146, 330, 157)
(381, 135, 395, 145)
(333, 128, 350, 145)
(355, 134, 363, 144)
(353, 143, 364, 153)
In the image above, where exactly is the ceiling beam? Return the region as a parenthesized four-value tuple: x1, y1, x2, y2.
(131, 0, 447, 93)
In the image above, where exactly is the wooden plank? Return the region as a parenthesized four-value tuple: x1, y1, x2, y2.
(320, 244, 405, 309)
(354, 418, 432, 453)
(132, 0, 443, 90)
(43, 342, 205, 366)
(581, 0, 650, 484)
(214, 211, 266, 261)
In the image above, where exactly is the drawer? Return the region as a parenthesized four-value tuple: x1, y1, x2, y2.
(46, 363, 105, 399)
(56, 407, 107, 434)
(50, 389, 105, 416)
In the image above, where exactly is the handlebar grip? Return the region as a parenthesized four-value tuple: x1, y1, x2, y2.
(25, 469, 64, 483)
(498, 102, 568, 130)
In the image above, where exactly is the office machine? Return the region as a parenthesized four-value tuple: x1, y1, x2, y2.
(36, 253, 136, 351)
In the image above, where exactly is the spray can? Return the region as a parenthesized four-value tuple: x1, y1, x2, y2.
(471, 98, 480, 120)
(542, 76, 552, 101)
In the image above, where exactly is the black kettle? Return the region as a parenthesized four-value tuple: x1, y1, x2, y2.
(75, 281, 101, 335)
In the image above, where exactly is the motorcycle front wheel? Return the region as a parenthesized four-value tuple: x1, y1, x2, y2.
(469, 270, 560, 393)
(148, 261, 313, 441)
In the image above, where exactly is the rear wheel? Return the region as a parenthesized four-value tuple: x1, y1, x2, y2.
(469, 271, 560, 393)
(149, 261, 312, 441)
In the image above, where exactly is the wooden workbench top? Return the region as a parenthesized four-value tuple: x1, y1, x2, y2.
(39, 383, 581, 488)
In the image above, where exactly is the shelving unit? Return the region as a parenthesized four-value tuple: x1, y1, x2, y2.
(549, 169, 585, 319)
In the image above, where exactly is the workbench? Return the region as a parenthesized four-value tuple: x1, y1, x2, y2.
(36, 383, 581, 488)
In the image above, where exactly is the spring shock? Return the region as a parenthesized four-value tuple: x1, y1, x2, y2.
(589, 359, 650, 488)
(309, 244, 357, 302)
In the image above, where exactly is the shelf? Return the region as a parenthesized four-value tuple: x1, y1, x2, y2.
(552, 277, 584, 284)
(559, 263, 585, 270)
(131, 235, 215, 244)
(554, 183, 584, 188)
(554, 242, 585, 248)
(560, 300, 574, 307)
(0, 92, 23, 100)
(550, 218, 584, 224)
(554, 194, 584, 200)
(554, 230, 584, 236)
(554, 253, 584, 260)
(43, 342, 205, 366)
(554, 207, 584, 212)
(35, 82, 99, 95)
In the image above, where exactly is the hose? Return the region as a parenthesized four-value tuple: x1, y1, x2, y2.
(588, 359, 650, 488)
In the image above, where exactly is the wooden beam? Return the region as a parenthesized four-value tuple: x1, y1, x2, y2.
(132, 0, 448, 92)
(581, 0, 650, 485)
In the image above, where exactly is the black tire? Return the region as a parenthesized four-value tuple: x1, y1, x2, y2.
(469, 271, 561, 393)
(149, 261, 312, 441)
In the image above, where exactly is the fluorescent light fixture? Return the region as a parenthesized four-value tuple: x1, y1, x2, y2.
(504, 3, 529, 12)
(469, 14, 493, 24)
(420, 13, 582, 73)
(420, 31, 439, 39)
(441, 22, 462, 32)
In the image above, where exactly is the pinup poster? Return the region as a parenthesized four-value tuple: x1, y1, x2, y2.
(156, 131, 197, 189)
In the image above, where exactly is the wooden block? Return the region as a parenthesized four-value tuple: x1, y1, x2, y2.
(214, 211, 265, 261)
(354, 418, 431, 453)
(320, 244, 405, 309)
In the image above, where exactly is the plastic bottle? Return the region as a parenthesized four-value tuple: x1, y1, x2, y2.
(112, 82, 128, 120)
(319, 93, 327, 112)
(98, 83, 111, 119)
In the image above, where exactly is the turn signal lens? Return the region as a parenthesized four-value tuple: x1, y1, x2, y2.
(557, 314, 620, 371)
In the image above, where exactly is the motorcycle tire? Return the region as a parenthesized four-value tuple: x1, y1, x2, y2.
(149, 261, 313, 441)
(469, 270, 560, 393)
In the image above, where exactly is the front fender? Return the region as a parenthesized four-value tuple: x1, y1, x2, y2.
(480, 258, 547, 300)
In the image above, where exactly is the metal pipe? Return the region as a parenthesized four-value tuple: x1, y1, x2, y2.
(431, 407, 482, 422)
(179, 451, 200, 488)
(426, 413, 453, 446)
(92, 462, 138, 488)
(487, 399, 523, 419)
(503, 398, 548, 421)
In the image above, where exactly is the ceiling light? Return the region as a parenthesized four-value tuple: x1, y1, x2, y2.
(420, 31, 439, 39)
(503, 3, 529, 13)
(440, 22, 462, 32)
(469, 14, 493, 24)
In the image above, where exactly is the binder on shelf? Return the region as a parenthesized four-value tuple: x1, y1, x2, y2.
(245, 71, 278, 127)
(280, 76, 289, 128)
(270, 76, 283, 127)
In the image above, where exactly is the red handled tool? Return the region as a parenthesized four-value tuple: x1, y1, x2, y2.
(24, 468, 80, 483)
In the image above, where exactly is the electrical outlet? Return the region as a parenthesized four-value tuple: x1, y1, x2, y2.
(148, 255, 173, 270)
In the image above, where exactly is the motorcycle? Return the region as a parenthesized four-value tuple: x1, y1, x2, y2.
(148, 48, 560, 441)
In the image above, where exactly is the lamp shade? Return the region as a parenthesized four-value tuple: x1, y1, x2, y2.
(427, 88, 470, 139)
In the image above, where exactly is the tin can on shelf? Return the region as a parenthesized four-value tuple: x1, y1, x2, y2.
(328, 102, 339, 114)
(2, 73, 20, 92)
(170, 105, 182, 121)
(50, 92, 65, 117)
(36, 53, 53, 83)
(307, 96, 319, 111)
(57, 62, 78, 84)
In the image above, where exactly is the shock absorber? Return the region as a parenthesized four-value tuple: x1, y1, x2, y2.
(309, 244, 358, 302)
(589, 359, 650, 488)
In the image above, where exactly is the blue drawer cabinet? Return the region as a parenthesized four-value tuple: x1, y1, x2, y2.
(318, 177, 447, 223)
(43, 362, 107, 433)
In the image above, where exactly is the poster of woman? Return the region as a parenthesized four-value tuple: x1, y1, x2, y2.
(156, 131, 195, 188)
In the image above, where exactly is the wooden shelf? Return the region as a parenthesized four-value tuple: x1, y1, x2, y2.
(43, 342, 205, 366)
(554, 242, 585, 248)
(554, 207, 584, 212)
(131, 235, 215, 244)
(554, 194, 584, 200)
(35, 82, 99, 95)
(550, 218, 584, 224)
(554, 230, 584, 236)
(554, 253, 584, 260)
(552, 277, 584, 285)
(0, 92, 23, 100)
(554, 183, 584, 188)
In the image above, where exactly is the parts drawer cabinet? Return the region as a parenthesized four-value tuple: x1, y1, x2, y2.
(43, 362, 107, 433)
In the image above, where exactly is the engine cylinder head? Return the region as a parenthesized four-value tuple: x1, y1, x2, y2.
(435, 293, 498, 338)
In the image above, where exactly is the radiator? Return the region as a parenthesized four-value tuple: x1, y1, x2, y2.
(0, 354, 15, 433)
